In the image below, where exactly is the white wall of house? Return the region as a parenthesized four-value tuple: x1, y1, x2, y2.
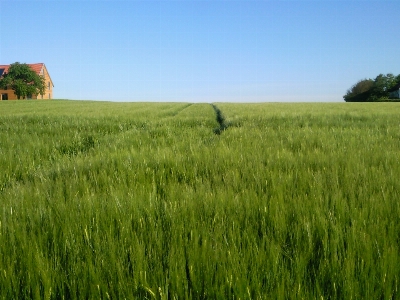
(390, 89, 400, 98)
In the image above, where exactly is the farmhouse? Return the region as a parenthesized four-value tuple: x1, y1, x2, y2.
(389, 83, 400, 99)
(0, 63, 54, 100)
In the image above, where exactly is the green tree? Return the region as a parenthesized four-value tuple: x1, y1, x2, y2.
(393, 74, 400, 87)
(344, 73, 400, 102)
(0, 62, 45, 99)
(343, 79, 374, 102)
(369, 73, 397, 101)
(395, 74, 400, 85)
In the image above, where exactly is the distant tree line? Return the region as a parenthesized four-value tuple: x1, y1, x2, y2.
(343, 73, 400, 102)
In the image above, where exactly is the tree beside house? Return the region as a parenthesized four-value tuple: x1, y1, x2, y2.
(0, 62, 54, 100)
(344, 73, 400, 102)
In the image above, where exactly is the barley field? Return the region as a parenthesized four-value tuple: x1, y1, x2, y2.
(0, 100, 399, 299)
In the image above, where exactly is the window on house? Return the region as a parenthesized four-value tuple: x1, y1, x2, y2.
(27, 94, 32, 99)
(48, 82, 50, 90)
(1, 93, 8, 100)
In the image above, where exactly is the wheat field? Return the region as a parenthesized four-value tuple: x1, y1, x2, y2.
(0, 100, 399, 299)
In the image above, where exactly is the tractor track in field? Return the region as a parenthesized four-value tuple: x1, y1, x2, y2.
(211, 104, 229, 135)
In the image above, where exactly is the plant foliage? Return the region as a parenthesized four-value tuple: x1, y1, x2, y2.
(0, 62, 45, 99)
(1, 101, 400, 299)
(344, 73, 400, 102)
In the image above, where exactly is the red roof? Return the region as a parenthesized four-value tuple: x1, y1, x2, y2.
(28, 63, 44, 74)
(0, 63, 53, 87)
(0, 63, 44, 76)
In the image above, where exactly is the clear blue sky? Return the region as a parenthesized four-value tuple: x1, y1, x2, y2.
(1, 0, 399, 102)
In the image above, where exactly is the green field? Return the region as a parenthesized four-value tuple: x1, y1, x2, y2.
(1, 100, 399, 299)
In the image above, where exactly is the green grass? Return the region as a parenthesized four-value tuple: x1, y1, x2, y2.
(1, 100, 399, 299)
